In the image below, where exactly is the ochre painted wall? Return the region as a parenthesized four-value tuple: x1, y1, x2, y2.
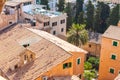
(82, 42, 101, 56)
(36, 52, 85, 80)
(98, 37, 120, 80)
(0, 0, 5, 13)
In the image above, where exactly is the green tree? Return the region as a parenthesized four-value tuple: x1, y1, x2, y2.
(100, 2, 110, 33)
(57, 0, 65, 12)
(67, 24, 88, 46)
(93, 5, 101, 32)
(78, 11, 84, 24)
(74, 0, 84, 23)
(86, 0, 94, 30)
(108, 4, 119, 26)
(84, 61, 92, 70)
(84, 70, 96, 80)
(65, 2, 73, 30)
(41, 0, 49, 9)
(88, 57, 99, 70)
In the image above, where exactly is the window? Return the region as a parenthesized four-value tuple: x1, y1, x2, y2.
(9, 22, 12, 24)
(112, 41, 118, 46)
(52, 22, 57, 26)
(23, 44, 30, 48)
(111, 54, 116, 60)
(63, 62, 72, 69)
(118, 71, 120, 74)
(14, 64, 18, 69)
(77, 58, 80, 65)
(109, 68, 114, 74)
(63, 63, 68, 69)
(44, 22, 49, 27)
(61, 19, 65, 24)
(30, 54, 33, 59)
(24, 55, 27, 60)
(23, 2, 31, 6)
(61, 28, 64, 32)
(89, 44, 91, 48)
(53, 31, 56, 35)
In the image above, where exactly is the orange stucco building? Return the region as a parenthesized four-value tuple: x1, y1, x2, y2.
(0, 24, 87, 80)
(0, 0, 6, 12)
(99, 25, 120, 80)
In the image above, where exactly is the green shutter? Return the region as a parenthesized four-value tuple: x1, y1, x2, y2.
(77, 58, 80, 65)
(110, 68, 114, 74)
(113, 41, 118, 46)
(63, 63, 68, 69)
(69, 62, 72, 67)
(63, 64, 66, 69)
(111, 55, 116, 60)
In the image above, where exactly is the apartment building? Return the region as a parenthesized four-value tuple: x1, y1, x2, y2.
(98, 25, 120, 80)
(1, 0, 67, 38)
(0, 24, 87, 80)
(97, 0, 120, 4)
(34, 0, 58, 11)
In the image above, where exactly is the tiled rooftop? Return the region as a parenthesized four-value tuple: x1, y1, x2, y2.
(0, 24, 87, 80)
(102, 25, 120, 40)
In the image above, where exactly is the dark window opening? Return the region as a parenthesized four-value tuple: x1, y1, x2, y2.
(89, 44, 91, 48)
(44, 22, 50, 27)
(61, 28, 64, 32)
(77, 58, 80, 65)
(14, 64, 18, 69)
(53, 31, 56, 35)
(30, 54, 33, 59)
(52, 22, 57, 26)
(61, 19, 65, 24)
(113, 41, 118, 46)
(63, 62, 72, 69)
(78, 74, 81, 79)
(24, 55, 27, 60)
(23, 44, 30, 48)
(110, 68, 114, 74)
(111, 54, 116, 60)
(9, 22, 12, 24)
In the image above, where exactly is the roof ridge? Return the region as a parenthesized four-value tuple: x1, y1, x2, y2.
(26, 28, 87, 54)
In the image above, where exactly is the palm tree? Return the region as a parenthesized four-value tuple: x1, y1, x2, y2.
(67, 24, 88, 47)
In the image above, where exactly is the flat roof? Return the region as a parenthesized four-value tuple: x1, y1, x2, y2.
(5, 1, 21, 7)
(24, 5, 64, 18)
(14, 0, 32, 3)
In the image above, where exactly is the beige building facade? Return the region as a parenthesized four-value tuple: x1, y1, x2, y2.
(0, 0, 67, 38)
(97, 0, 120, 4)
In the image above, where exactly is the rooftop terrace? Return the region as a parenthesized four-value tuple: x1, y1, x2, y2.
(24, 5, 63, 18)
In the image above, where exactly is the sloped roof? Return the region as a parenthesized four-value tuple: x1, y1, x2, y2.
(0, 24, 86, 80)
(28, 28, 87, 53)
(102, 25, 120, 40)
